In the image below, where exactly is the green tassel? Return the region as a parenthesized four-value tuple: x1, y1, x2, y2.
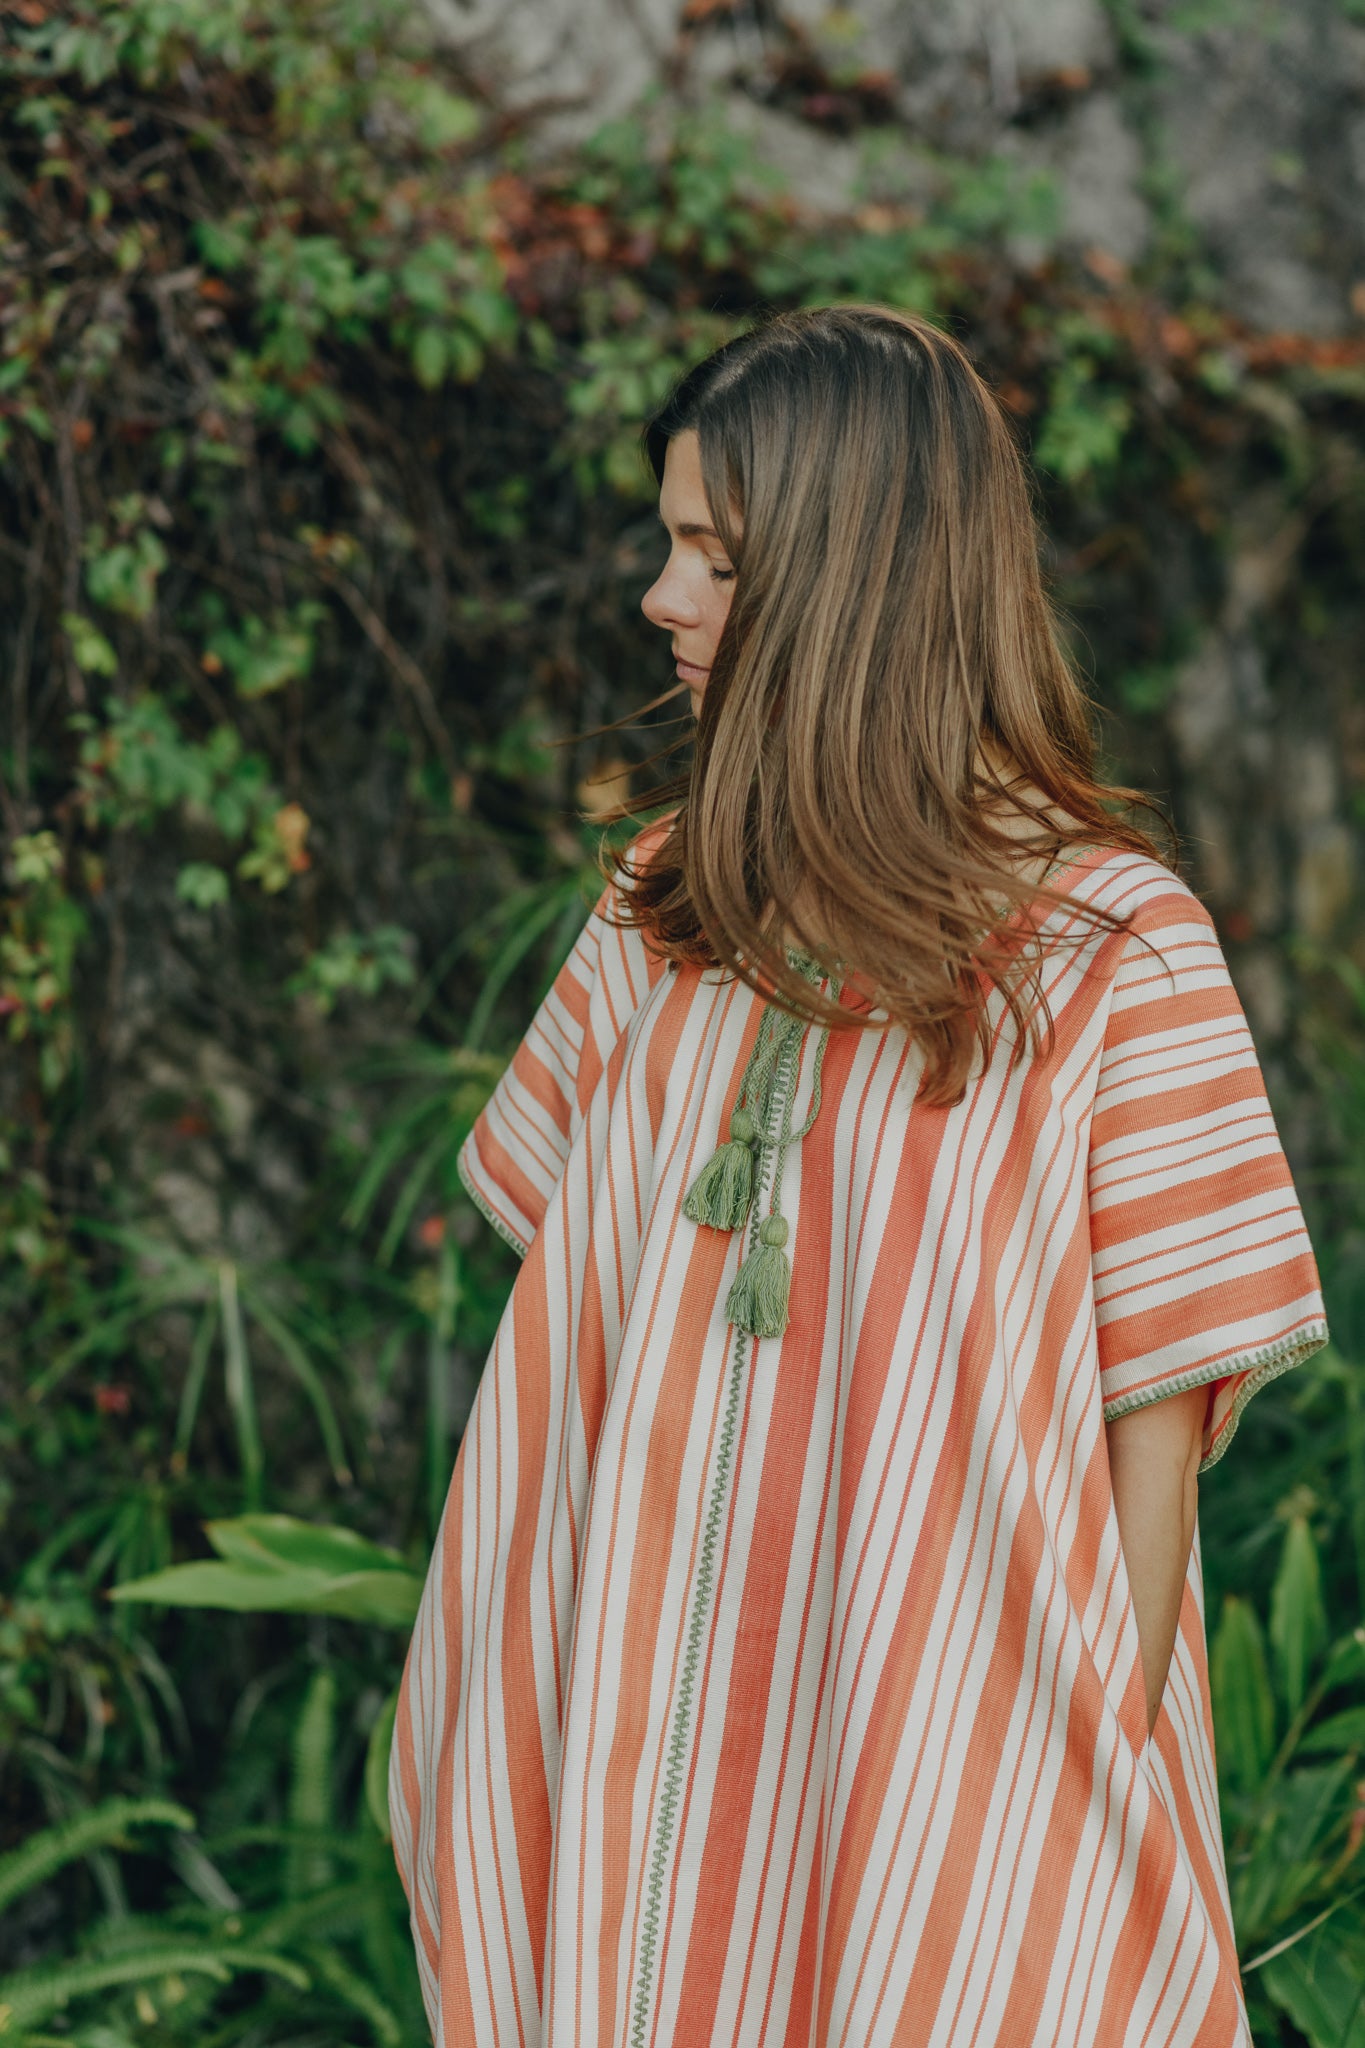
(683, 1107, 757, 1230)
(725, 1213, 791, 1339)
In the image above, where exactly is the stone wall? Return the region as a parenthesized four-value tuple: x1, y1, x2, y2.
(425, 0, 1365, 333)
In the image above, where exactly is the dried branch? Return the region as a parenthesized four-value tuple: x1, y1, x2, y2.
(265, 536, 461, 783)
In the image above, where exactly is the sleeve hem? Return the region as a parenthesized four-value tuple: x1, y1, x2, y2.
(457, 1140, 530, 1260)
(1100, 1320, 1330, 1475)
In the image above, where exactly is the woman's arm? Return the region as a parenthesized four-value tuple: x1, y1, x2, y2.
(1104, 1386, 1209, 1737)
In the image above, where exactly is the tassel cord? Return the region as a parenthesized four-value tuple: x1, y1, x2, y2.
(691, 949, 846, 1340)
(739, 956, 838, 1227)
(740, 1005, 801, 1131)
(790, 998, 838, 1143)
(758, 972, 840, 1222)
(683, 992, 809, 1231)
(762, 1032, 800, 1228)
(723, 1028, 801, 1339)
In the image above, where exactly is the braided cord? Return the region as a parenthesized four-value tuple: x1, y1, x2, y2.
(761, 1028, 801, 1224)
(734, 1003, 797, 1131)
(767, 953, 841, 1206)
(792, 997, 839, 1141)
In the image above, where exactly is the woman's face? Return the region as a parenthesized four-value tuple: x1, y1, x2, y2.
(640, 430, 736, 717)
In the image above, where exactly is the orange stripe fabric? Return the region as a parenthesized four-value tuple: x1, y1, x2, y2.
(393, 848, 1327, 2046)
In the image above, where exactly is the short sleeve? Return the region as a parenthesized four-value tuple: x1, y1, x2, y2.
(457, 876, 664, 1257)
(1088, 879, 1328, 1472)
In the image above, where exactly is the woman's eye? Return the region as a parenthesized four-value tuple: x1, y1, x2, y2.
(709, 566, 735, 584)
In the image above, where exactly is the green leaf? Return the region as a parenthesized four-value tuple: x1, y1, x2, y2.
(463, 873, 587, 1052)
(1228, 1760, 1356, 1949)
(288, 1668, 337, 1899)
(1320, 1628, 1365, 1695)
(8, 830, 64, 887)
(219, 1261, 263, 1509)
(110, 1558, 422, 1627)
(0, 1798, 192, 1914)
(1033, 355, 1132, 484)
(460, 287, 516, 347)
(1299, 1706, 1365, 1755)
(111, 1514, 423, 1626)
(411, 326, 447, 391)
(396, 78, 481, 151)
(286, 926, 416, 1015)
(448, 325, 484, 383)
(1210, 1594, 1276, 1794)
(175, 862, 230, 909)
(0, 1944, 308, 2031)
(206, 605, 323, 699)
(397, 236, 461, 313)
(307, 1941, 404, 2047)
(364, 1686, 399, 1841)
(238, 1293, 352, 1485)
(1270, 1515, 1328, 1719)
(62, 612, 118, 676)
(84, 528, 167, 621)
(1261, 1922, 1365, 2047)
(205, 1512, 410, 1578)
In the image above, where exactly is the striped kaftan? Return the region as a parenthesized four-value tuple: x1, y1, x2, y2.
(391, 844, 1327, 2048)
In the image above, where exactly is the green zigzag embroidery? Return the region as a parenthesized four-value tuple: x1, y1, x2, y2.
(627, 1030, 801, 2048)
(627, 1319, 750, 2048)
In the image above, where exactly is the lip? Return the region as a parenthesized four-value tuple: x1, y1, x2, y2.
(674, 657, 710, 682)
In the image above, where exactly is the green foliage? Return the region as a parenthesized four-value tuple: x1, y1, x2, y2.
(72, 694, 277, 844)
(34, 1233, 348, 1447)
(0, 1798, 192, 1915)
(113, 1514, 423, 1627)
(0, 1937, 309, 2036)
(85, 523, 167, 622)
(1207, 1502, 1365, 2046)
(1269, 1513, 1329, 1720)
(288, 926, 417, 1014)
(0, 1795, 312, 2044)
(1034, 354, 1133, 482)
(63, 613, 118, 678)
(174, 862, 230, 911)
(286, 1668, 337, 1900)
(205, 603, 326, 701)
(1032, 316, 1134, 484)
(364, 1688, 399, 1843)
(1211, 1596, 1276, 1795)
(109, 1512, 422, 1868)
(1116, 661, 1181, 716)
(1, 831, 87, 1093)
(753, 144, 1059, 317)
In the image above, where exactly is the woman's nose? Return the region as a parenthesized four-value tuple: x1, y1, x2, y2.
(641, 563, 698, 631)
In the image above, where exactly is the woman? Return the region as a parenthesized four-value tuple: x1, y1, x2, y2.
(390, 307, 1326, 2046)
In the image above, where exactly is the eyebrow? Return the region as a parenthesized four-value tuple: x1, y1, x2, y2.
(658, 511, 724, 541)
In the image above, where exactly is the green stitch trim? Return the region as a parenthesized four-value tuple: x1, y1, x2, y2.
(1041, 844, 1092, 885)
(628, 1325, 754, 2048)
(1101, 1321, 1330, 1475)
(628, 1020, 803, 2048)
(456, 1140, 530, 1260)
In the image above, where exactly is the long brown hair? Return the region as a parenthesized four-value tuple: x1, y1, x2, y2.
(609, 305, 1167, 1106)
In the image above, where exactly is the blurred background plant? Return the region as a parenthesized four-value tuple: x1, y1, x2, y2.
(1, 0, 1364, 2041)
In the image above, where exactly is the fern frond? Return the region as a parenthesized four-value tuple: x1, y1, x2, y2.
(0, 1798, 192, 1915)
